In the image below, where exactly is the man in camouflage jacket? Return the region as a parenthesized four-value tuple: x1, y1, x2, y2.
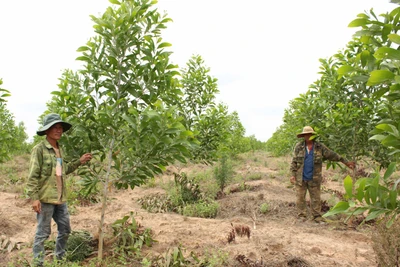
(289, 126, 355, 221)
(26, 114, 92, 266)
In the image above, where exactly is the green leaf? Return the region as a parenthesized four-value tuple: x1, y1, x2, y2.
(122, 114, 137, 127)
(337, 65, 355, 76)
(388, 33, 400, 44)
(383, 162, 396, 181)
(386, 213, 397, 228)
(360, 50, 370, 67)
(373, 86, 390, 98)
(382, 24, 392, 43)
(349, 75, 369, 83)
(360, 35, 370, 44)
(323, 201, 350, 217)
(369, 134, 385, 141)
(343, 175, 353, 199)
(376, 124, 399, 137)
(369, 186, 378, 205)
(51, 91, 62, 96)
(374, 47, 400, 60)
(389, 190, 397, 208)
(76, 56, 91, 62)
(150, 165, 163, 175)
(158, 42, 172, 48)
(364, 190, 371, 205)
(348, 18, 368, 27)
(356, 13, 369, 19)
(173, 154, 187, 163)
(109, 0, 121, 4)
(108, 56, 118, 66)
(367, 70, 395, 86)
(0, 93, 11, 98)
(76, 46, 90, 52)
(356, 182, 365, 202)
(365, 209, 387, 221)
(388, 149, 400, 156)
(180, 130, 194, 137)
(381, 135, 400, 148)
(351, 207, 368, 216)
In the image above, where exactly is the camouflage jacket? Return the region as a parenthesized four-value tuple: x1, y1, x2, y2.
(290, 141, 348, 184)
(26, 139, 81, 204)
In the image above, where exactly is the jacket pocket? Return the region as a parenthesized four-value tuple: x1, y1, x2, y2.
(42, 156, 53, 177)
(314, 154, 322, 164)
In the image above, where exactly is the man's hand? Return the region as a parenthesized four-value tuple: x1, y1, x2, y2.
(32, 200, 41, 214)
(80, 153, 93, 164)
(345, 161, 356, 169)
(290, 176, 296, 184)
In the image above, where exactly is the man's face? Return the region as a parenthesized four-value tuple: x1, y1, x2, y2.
(46, 123, 64, 140)
(303, 133, 312, 141)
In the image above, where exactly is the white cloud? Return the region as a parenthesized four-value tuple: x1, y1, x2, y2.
(0, 0, 396, 142)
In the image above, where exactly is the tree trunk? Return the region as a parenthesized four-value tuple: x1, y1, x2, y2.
(98, 139, 115, 259)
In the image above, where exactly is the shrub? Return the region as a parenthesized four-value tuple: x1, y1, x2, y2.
(202, 248, 230, 267)
(247, 172, 263, 181)
(182, 199, 219, 218)
(259, 203, 269, 214)
(147, 246, 201, 266)
(42, 230, 94, 263)
(143, 177, 157, 188)
(138, 193, 177, 213)
(213, 154, 233, 192)
(174, 172, 202, 204)
(66, 230, 94, 262)
(111, 212, 155, 255)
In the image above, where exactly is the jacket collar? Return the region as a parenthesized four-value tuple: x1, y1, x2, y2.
(299, 140, 320, 148)
(43, 138, 59, 150)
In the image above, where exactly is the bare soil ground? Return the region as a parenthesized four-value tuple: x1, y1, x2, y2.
(0, 153, 377, 266)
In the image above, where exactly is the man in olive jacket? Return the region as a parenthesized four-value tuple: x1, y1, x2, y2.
(290, 126, 355, 221)
(26, 114, 92, 266)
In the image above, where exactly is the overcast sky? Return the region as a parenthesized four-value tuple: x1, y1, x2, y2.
(0, 1, 396, 142)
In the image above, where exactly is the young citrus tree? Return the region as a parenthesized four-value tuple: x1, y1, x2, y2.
(0, 79, 28, 162)
(178, 55, 219, 131)
(176, 55, 250, 161)
(178, 55, 229, 162)
(267, 33, 392, 168)
(224, 111, 249, 155)
(0, 78, 10, 102)
(324, 5, 400, 227)
(48, 0, 195, 259)
(324, 163, 399, 227)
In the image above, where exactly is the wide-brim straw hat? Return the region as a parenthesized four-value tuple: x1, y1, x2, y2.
(297, 126, 316, 138)
(36, 113, 72, 136)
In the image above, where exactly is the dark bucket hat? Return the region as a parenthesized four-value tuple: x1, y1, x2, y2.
(36, 113, 72, 136)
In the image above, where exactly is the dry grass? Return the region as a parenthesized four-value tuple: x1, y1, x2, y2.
(372, 218, 400, 266)
(0, 154, 30, 194)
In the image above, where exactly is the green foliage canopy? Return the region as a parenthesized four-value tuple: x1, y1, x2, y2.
(0, 79, 28, 162)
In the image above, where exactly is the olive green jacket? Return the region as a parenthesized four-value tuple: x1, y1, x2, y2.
(290, 141, 348, 185)
(26, 139, 81, 204)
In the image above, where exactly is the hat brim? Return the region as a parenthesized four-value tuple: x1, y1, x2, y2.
(297, 132, 316, 138)
(36, 121, 72, 136)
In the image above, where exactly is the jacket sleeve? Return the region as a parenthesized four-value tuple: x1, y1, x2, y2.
(60, 146, 82, 175)
(64, 159, 82, 175)
(321, 143, 348, 163)
(26, 145, 43, 201)
(290, 143, 300, 176)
